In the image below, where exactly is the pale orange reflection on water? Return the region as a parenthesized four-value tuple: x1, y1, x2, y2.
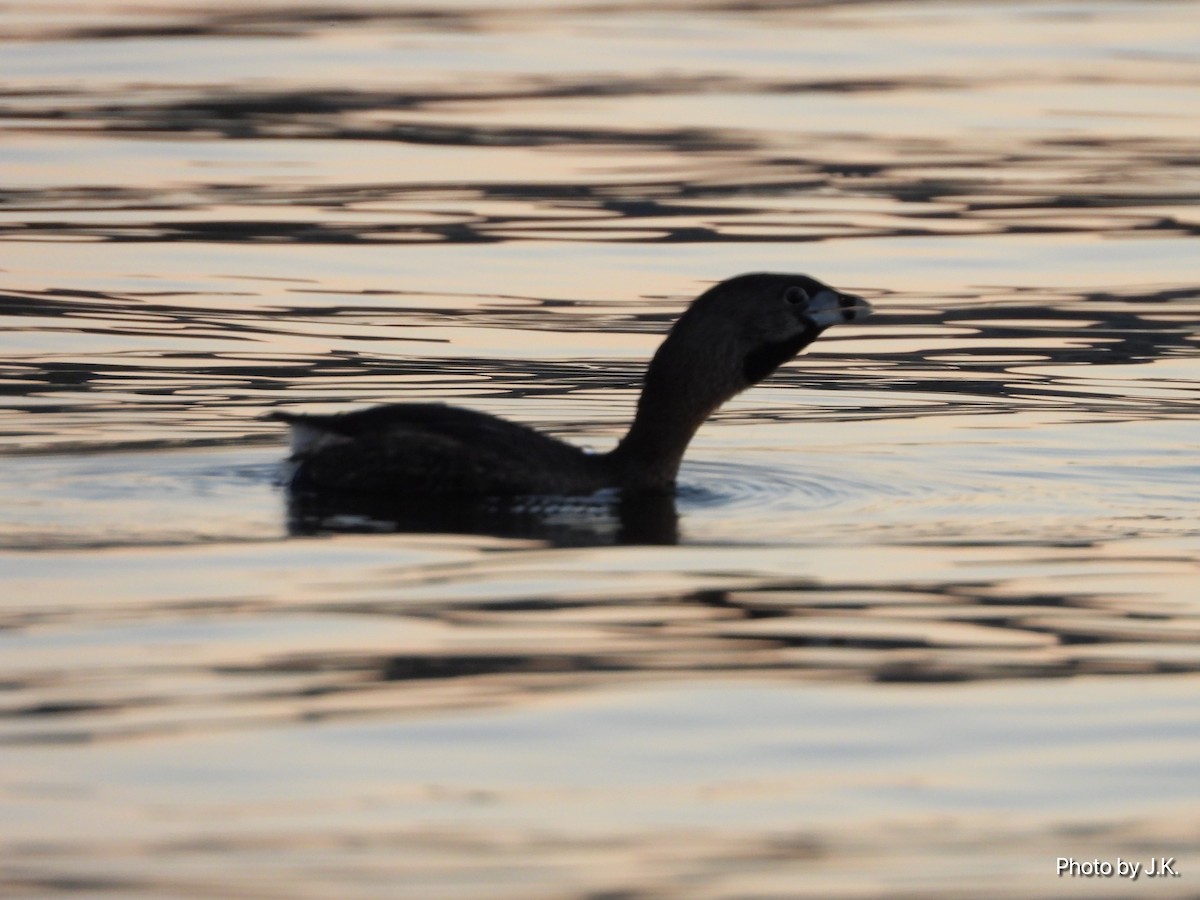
(2, 0, 1200, 897)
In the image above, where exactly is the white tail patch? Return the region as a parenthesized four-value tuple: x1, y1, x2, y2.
(287, 422, 350, 457)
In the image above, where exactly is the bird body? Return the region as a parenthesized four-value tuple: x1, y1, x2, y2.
(271, 403, 608, 495)
(270, 273, 871, 495)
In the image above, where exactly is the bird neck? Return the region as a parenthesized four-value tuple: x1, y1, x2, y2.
(607, 328, 735, 491)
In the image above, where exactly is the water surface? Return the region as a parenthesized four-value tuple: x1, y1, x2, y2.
(2, 1, 1199, 897)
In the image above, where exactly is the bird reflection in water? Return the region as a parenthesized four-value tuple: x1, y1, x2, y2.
(284, 486, 679, 545)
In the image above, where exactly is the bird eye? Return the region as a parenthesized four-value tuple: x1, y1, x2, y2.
(783, 286, 809, 305)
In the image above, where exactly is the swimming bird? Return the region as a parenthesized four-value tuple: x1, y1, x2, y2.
(269, 273, 871, 495)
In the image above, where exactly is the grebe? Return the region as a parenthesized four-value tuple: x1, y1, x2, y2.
(269, 273, 871, 495)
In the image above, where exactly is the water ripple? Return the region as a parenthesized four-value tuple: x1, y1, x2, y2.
(680, 458, 912, 512)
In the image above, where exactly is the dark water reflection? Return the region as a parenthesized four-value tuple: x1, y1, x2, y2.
(3, 282, 1197, 454)
(3, 120, 1197, 246)
(5, 11, 1199, 249)
(285, 484, 680, 544)
(4, 533, 1199, 744)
